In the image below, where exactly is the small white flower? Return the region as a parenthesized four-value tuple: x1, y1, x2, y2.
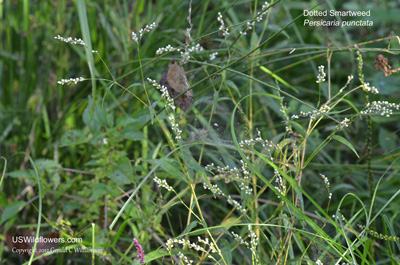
(363, 82, 379, 94)
(54, 35, 86, 46)
(57, 77, 85, 85)
(209, 52, 218, 61)
(337, 117, 351, 130)
(361, 101, 400, 117)
(217, 12, 229, 36)
(156, 44, 180, 55)
(131, 22, 156, 43)
(147, 78, 176, 110)
(153, 176, 174, 191)
(256, 2, 270, 22)
(131, 32, 138, 42)
(316, 65, 326, 84)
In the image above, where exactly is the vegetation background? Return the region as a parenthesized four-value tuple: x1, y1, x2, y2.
(1, 0, 400, 264)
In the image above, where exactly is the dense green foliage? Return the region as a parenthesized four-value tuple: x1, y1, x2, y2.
(1, 0, 400, 264)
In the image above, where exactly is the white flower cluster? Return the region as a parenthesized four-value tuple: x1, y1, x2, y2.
(217, 12, 229, 36)
(241, 160, 250, 179)
(231, 226, 259, 262)
(205, 163, 237, 177)
(131, 22, 156, 43)
(203, 182, 223, 196)
(231, 231, 249, 246)
(248, 225, 259, 261)
(256, 2, 270, 22)
(180, 51, 190, 64)
(316, 65, 326, 84)
(209, 52, 218, 61)
(316, 260, 323, 265)
(332, 213, 346, 221)
(54, 35, 86, 46)
(180, 43, 204, 63)
(202, 181, 246, 213)
(178, 252, 193, 264)
(187, 43, 204, 53)
(156, 44, 180, 55)
(57, 77, 85, 85)
(336, 117, 350, 130)
(292, 104, 331, 120)
(169, 115, 182, 140)
(320, 174, 330, 188)
(197, 237, 220, 254)
(319, 104, 330, 113)
(239, 182, 252, 195)
(240, 2, 270, 36)
(156, 43, 204, 63)
(227, 195, 246, 214)
(131, 32, 138, 42)
(205, 160, 252, 194)
(339, 75, 354, 93)
(348, 75, 354, 82)
(153, 176, 174, 192)
(362, 82, 379, 94)
(203, 162, 249, 213)
(239, 161, 251, 194)
(139, 22, 156, 37)
(240, 21, 255, 36)
(361, 101, 400, 117)
(165, 237, 221, 259)
(147, 78, 175, 110)
(239, 129, 278, 152)
(274, 169, 286, 198)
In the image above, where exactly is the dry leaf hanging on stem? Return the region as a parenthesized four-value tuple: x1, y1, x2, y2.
(160, 59, 193, 111)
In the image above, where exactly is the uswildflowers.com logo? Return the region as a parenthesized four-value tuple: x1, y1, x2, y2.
(11, 235, 82, 244)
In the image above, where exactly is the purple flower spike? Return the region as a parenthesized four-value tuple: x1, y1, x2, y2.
(133, 238, 145, 264)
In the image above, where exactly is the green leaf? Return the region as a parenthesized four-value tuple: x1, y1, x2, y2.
(372, 73, 400, 95)
(127, 83, 144, 89)
(342, 99, 360, 114)
(199, 170, 214, 197)
(219, 239, 232, 265)
(121, 128, 146, 141)
(225, 80, 240, 95)
(332, 135, 360, 158)
(379, 128, 397, 152)
(35, 159, 61, 171)
(83, 99, 110, 132)
(61, 129, 90, 146)
(62, 202, 81, 212)
(117, 109, 152, 128)
(151, 159, 186, 182)
(179, 221, 198, 238)
(1, 201, 26, 224)
(134, 250, 170, 264)
(260, 66, 299, 93)
(7, 170, 36, 179)
(89, 184, 113, 199)
(109, 157, 134, 185)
